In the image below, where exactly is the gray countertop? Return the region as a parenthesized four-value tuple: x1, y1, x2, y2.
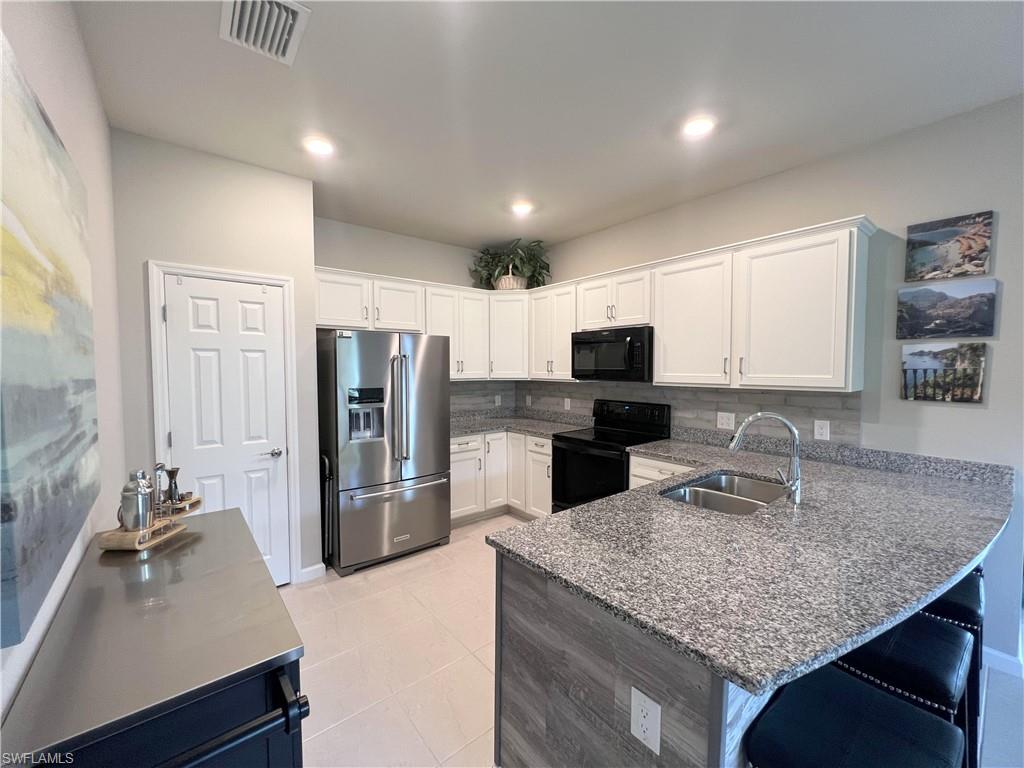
(487, 439, 1013, 694)
(2, 508, 303, 753)
(451, 416, 580, 439)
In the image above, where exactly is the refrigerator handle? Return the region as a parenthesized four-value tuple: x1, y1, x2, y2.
(320, 454, 333, 559)
(389, 354, 402, 462)
(402, 353, 411, 460)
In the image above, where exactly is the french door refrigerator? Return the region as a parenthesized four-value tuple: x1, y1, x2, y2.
(317, 329, 450, 575)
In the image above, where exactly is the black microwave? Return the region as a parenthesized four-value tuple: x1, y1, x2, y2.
(571, 326, 653, 382)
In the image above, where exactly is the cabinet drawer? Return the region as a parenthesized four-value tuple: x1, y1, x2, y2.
(524, 436, 552, 456)
(630, 455, 692, 478)
(450, 435, 483, 453)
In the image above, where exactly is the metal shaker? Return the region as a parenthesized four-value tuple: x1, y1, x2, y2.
(118, 469, 154, 531)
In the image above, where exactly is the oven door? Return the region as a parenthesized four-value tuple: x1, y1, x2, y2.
(571, 326, 652, 382)
(552, 440, 628, 511)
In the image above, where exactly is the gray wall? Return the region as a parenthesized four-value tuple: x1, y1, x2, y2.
(548, 96, 1024, 662)
(315, 216, 476, 287)
(110, 131, 323, 574)
(1, 2, 126, 711)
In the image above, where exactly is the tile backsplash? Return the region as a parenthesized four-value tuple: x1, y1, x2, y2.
(450, 380, 516, 416)
(514, 380, 862, 445)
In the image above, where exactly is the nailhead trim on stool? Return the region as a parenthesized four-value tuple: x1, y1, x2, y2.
(834, 658, 956, 716)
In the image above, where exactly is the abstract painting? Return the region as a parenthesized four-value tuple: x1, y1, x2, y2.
(905, 210, 993, 281)
(896, 278, 996, 340)
(900, 343, 986, 403)
(1, 34, 99, 647)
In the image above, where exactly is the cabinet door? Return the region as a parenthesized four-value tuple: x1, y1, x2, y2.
(507, 432, 526, 511)
(315, 270, 371, 328)
(549, 285, 576, 380)
(426, 287, 460, 377)
(525, 449, 552, 517)
(733, 230, 851, 389)
(576, 278, 612, 330)
(529, 292, 553, 379)
(489, 294, 529, 379)
(484, 432, 508, 509)
(653, 253, 733, 386)
(450, 442, 485, 520)
(373, 279, 424, 332)
(459, 292, 490, 379)
(610, 270, 651, 326)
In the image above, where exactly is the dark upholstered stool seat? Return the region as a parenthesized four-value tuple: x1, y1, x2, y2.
(836, 612, 972, 716)
(746, 664, 965, 768)
(924, 572, 984, 629)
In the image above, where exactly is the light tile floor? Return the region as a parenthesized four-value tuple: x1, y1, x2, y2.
(280, 513, 523, 768)
(283, 513, 1024, 768)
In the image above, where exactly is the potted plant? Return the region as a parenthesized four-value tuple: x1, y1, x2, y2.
(470, 238, 550, 290)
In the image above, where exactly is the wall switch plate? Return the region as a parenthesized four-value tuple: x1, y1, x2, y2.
(716, 412, 735, 430)
(564, 398, 571, 411)
(630, 686, 661, 755)
(814, 420, 830, 441)
(495, 394, 502, 406)
(525, 395, 532, 407)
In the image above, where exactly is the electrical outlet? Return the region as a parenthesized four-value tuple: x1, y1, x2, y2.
(814, 419, 830, 441)
(525, 395, 532, 407)
(716, 411, 735, 430)
(630, 686, 661, 755)
(494, 394, 502, 407)
(564, 397, 571, 411)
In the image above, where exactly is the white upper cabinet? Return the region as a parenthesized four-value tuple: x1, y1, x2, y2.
(653, 252, 733, 386)
(576, 269, 651, 329)
(426, 287, 489, 379)
(316, 271, 371, 329)
(315, 269, 424, 332)
(490, 293, 529, 379)
(529, 284, 576, 380)
(373, 278, 424, 332)
(732, 227, 864, 390)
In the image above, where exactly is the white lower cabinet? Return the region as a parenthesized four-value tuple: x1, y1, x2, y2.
(507, 432, 526, 512)
(450, 436, 485, 521)
(484, 432, 508, 509)
(628, 455, 694, 489)
(525, 437, 552, 517)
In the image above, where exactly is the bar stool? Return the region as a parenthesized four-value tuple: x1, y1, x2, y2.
(833, 612, 972, 766)
(746, 664, 964, 768)
(922, 571, 985, 768)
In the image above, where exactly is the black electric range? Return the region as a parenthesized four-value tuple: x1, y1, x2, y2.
(551, 399, 671, 512)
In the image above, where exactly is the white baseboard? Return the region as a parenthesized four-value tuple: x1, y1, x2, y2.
(293, 561, 327, 585)
(984, 644, 1024, 679)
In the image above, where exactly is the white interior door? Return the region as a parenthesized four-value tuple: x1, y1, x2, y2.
(164, 274, 291, 584)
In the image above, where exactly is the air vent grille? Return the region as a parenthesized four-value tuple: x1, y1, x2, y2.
(219, 0, 311, 66)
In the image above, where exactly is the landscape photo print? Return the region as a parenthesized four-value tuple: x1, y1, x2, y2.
(896, 278, 996, 340)
(904, 210, 993, 282)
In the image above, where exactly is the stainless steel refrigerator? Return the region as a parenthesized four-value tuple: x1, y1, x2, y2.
(317, 329, 451, 575)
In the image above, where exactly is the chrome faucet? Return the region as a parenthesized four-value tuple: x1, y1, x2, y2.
(728, 412, 801, 505)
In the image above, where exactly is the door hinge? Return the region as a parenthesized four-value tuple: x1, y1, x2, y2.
(161, 304, 167, 322)
(167, 431, 173, 448)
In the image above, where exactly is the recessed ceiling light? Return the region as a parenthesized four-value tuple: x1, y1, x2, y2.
(681, 115, 716, 140)
(511, 199, 535, 218)
(302, 135, 335, 156)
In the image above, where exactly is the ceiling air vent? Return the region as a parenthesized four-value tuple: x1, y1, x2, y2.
(219, 0, 311, 66)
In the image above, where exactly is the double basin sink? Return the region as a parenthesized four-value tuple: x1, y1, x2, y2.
(661, 472, 788, 515)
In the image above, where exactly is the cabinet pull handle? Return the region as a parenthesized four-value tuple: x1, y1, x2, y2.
(723, 356, 728, 376)
(478, 457, 482, 471)
(362, 305, 368, 320)
(457, 441, 471, 446)
(375, 306, 381, 321)
(739, 356, 744, 376)
(611, 304, 616, 320)
(490, 361, 494, 373)
(486, 441, 491, 454)
(606, 305, 611, 320)
(658, 469, 673, 476)
(546, 464, 551, 478)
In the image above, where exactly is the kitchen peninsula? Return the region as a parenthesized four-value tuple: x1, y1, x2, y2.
(486, 441, 1013, 767)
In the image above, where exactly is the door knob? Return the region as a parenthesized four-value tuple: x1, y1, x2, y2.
(261, 448, 283, 458)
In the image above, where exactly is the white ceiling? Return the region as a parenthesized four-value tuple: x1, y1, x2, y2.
(77, 2, 1023, 248)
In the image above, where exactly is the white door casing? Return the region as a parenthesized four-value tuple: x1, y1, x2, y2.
(163, 274, 291, 584)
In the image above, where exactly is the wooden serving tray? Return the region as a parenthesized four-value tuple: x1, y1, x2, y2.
(98, 519, 188, 551)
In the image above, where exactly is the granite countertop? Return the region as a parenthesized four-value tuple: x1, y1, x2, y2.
(2, 509, 303, 753)
(451, 416, 580, 439)
(486, 441, 1013, 694)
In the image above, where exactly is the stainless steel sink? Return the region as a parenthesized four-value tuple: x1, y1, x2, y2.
(688, 474, 788, 504)
(660, 486, 765, 515)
